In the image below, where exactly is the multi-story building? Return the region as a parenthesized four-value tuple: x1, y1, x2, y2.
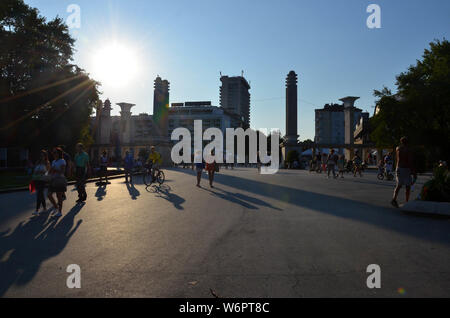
(90, 76, 170, 162)
(168, 101, 244, 151)
(220, 74, 251, 129)
(314, 97, 369, 145)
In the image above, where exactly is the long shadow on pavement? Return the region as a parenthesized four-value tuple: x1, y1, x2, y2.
(175, 169, 450, 246)
(204, 186, 283, 211)
(0, 203, 83, 296)
(95, 184, 107, 201)
(126, 182, 140, 200)
(146, 184, 185, 210)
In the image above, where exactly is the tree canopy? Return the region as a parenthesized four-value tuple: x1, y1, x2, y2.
(370, 39, 450, 167)
(0, 0, 99, 158)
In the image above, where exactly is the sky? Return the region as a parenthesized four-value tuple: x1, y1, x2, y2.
(26, 0, 450, 140)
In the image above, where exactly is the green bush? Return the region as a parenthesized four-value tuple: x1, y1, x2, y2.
(420, 166, 450, 202)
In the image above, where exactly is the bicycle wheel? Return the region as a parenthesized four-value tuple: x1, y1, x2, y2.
(156, 170, 165, 184)
(377, 173, 384, 180)
(143, 170, 153, 186)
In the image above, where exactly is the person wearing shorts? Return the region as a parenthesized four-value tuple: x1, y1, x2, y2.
(391, 137, 416, 208)
(205, 153, 218, 188)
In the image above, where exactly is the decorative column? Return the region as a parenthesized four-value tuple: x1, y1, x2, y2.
(341, 96, 359, 160)
(281, 71, 302, 166)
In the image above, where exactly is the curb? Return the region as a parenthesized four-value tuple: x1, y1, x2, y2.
(401, 200, 450, 216)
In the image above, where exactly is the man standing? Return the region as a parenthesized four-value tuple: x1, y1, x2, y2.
(391, 137, 416, 208)
(74, 143, 90, 203)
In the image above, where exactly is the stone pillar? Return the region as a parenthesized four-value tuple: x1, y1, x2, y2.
(281, 71, 301, 165)
(341, 96, 359, 161)
(100, 99, 112, 145)
(117, 102, 135, 145)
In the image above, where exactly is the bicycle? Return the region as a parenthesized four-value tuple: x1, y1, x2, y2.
(377, 168, 394, 181)
(143, 163, 165, 186)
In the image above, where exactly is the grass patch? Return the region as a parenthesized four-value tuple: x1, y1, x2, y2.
(0, 170, 32, 190)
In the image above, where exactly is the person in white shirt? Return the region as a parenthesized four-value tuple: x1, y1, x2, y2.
(32, 150, 50, 216)
(48, 147, 67, 218)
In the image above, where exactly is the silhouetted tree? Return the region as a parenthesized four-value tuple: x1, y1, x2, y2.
(0, 0, 100, 158)
(370, 39, 450, 168)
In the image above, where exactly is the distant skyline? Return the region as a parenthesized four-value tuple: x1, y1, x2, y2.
(27, 0, 450, 140)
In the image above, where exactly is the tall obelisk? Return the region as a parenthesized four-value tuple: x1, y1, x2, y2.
(285, 71, 298, 144)
(152, 76, 172, 166)
(281, 71, 301, 166)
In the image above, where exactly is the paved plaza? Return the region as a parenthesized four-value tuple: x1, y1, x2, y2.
(0, 168, 449, 297)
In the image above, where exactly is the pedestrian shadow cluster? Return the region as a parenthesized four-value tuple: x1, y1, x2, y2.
(0, 204, 84, 296)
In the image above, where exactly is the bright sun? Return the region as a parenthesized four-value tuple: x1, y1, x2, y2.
(92, 43, 139, 88)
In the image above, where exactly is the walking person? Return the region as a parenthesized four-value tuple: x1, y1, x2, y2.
(337, 154, 345, 178)
(59, 145, 72, 201)
(32, 150, 50, 216)
(124, 150, 134, 183)
(391, 137, 416, 208)
(321, 152, 327, 173)
(74, 143, 90, 203)
(48, 147, 67, 217)
(205, 154, 218, 188)
(353, 153, 363, 177)
(326, 149, 338, 178)
(99, 150, 109, 184)
(195, 161, 205, 187)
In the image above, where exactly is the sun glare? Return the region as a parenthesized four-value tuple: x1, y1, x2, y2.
(92, 43, 140, 88)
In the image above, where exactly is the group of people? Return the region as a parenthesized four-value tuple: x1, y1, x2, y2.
(193, 152, 219, 188)
(26, 136, 426, 215)
(31, 143, 91, 217)
(123, 146, 163, 184)
(30, 144, 165, 217)
(377, 152, 394, 177)
(310, 151, 364, 178)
